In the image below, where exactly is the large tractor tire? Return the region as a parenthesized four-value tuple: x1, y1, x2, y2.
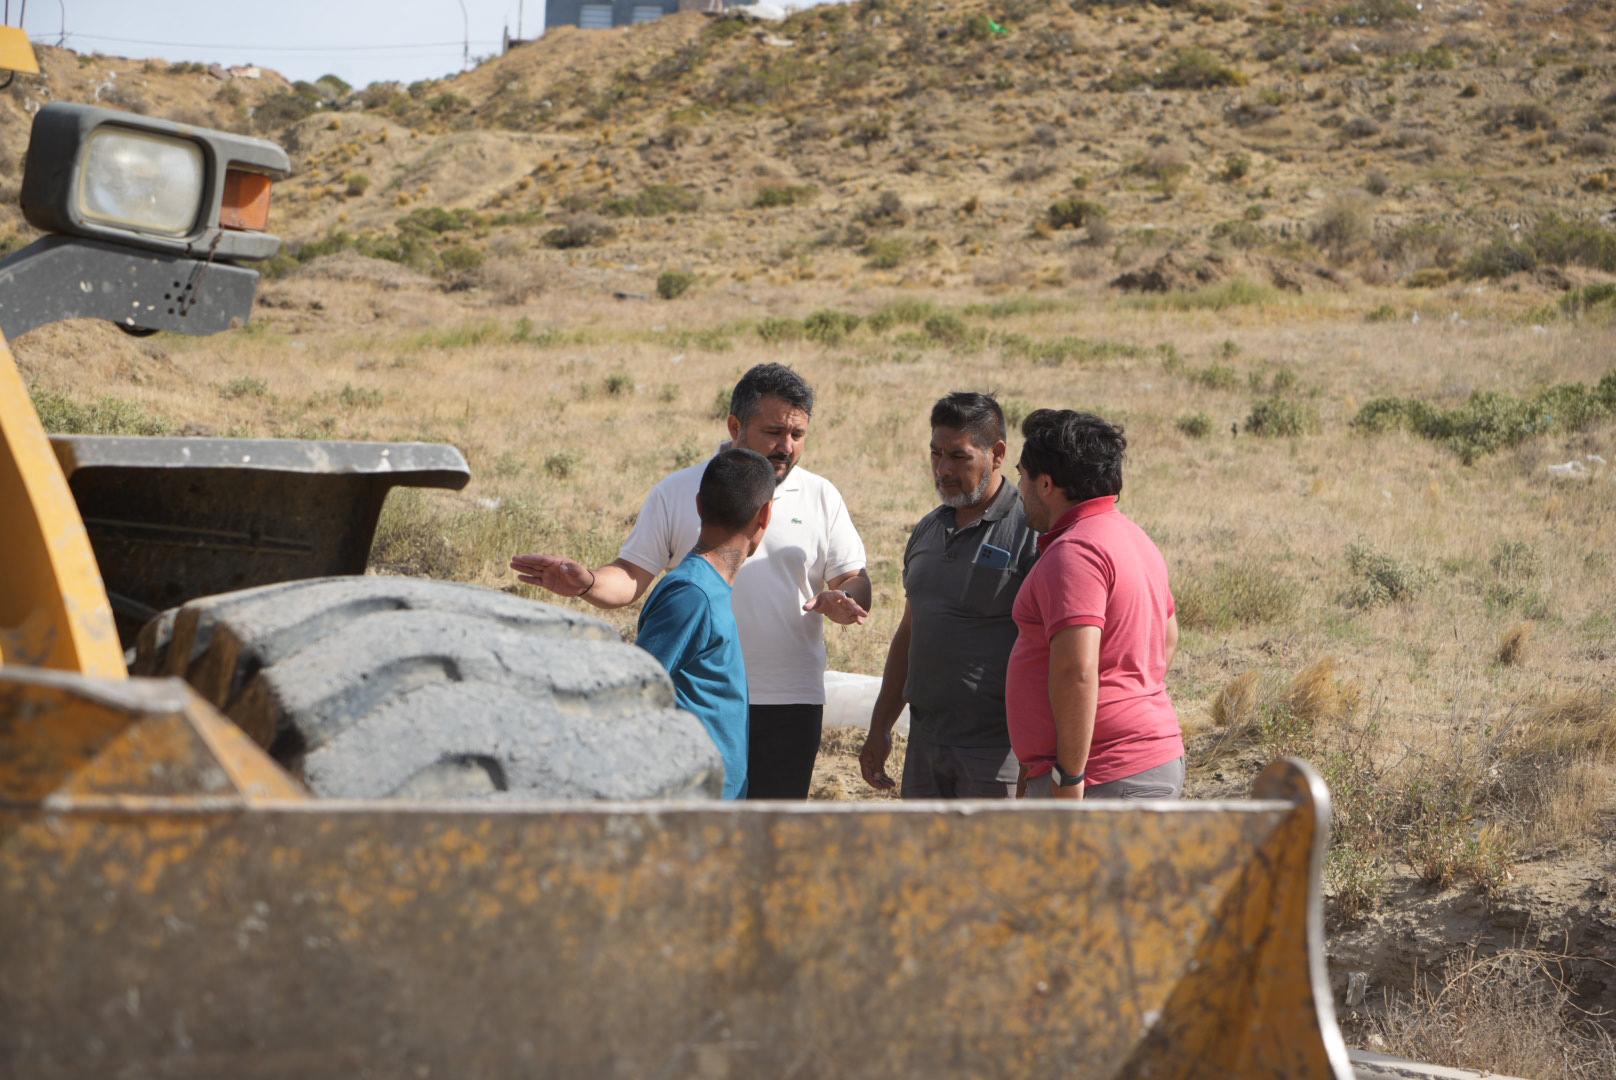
(131, 577, 722, 801)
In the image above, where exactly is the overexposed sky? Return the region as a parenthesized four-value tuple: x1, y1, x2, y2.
(16, 1, 842, 89)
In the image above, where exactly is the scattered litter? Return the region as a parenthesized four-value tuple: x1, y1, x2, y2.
(669, 353, 686, 365)
(1410, 312, 1420, 325)
(759, 34, 795, 48)
(1532, 324, 1547, 334)
(1545, 455, 1606, 480)
(476, 497, 503, 510)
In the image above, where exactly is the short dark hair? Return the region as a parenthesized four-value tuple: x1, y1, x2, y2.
(697, 448, 776, 532)
(1018, 409, 1126, 503)
(930, 391, 1005, 450)
(729, 363, 814, 424)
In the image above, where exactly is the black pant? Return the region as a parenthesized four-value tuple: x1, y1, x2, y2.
(746, 703, 823, 800)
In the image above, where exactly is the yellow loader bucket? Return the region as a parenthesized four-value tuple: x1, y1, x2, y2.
(0, 26, 38, 75)
(0, 667, 1351, 1078)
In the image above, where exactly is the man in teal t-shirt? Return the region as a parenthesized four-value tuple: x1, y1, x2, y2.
(636, 448, 777, 799)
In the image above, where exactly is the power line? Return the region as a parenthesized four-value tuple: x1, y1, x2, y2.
(58, 32, 501, 53)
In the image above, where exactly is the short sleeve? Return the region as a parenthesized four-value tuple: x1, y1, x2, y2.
(635, 581, 708, 676)
(618, 480, 679, 575)
(821, 479, 867, 581)
(1036, 540, 1111, 642)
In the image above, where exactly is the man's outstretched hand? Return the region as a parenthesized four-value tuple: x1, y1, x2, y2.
(510, 554, 591, 598)
(803, 589, 868, 625)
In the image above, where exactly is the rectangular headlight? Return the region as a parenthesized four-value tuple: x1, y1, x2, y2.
(76, 127, 205, 237)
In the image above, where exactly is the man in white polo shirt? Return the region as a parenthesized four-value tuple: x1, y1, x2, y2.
(511, 363, 871, 799)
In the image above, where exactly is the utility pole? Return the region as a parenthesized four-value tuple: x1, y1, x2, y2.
(457, 0, 469, 69)
(518, 0, 524, 40)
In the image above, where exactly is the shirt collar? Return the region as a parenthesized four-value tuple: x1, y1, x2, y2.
(1037, 495, 1116, 551)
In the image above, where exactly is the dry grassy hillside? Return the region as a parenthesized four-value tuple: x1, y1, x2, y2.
(4, 2, 1616, 1075)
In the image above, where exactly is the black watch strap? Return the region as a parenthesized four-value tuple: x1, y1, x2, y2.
(1053, 763, 1086, 788)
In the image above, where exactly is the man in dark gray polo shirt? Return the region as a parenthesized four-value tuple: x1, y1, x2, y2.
(860, 392, 1039, 798)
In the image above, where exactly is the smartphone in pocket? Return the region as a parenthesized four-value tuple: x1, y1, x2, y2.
(974, 543, 1013, 570)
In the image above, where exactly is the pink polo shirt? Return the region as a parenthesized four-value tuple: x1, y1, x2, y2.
(1006, 496, 1183, 785)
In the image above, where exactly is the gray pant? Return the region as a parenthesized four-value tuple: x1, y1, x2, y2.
(1022, 756, 1185, 800)
(901, 741, 1020, 799)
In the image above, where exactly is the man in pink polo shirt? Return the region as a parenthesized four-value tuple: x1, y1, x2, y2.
(1006, 409, 1184, 800)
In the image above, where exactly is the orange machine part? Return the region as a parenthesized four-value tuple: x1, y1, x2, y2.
(220, 170, 272, 231)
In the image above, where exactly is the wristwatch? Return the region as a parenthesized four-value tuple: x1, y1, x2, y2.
(1053, 763, 1086, 788)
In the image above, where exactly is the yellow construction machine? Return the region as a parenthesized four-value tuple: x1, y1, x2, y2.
(0, 32, 1358, 1078)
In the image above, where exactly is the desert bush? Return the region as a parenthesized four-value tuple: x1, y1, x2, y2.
(439, 244, 484, 273)
(1496, 622, 1534, 667)
(863, 235, 909, 269)
(1311, 199, 1373, 261)
(1353, 376, 1615, 462)
(603, 373, 635, 397)
(1130, 147, 1191, 194)
(1152, 48, 1246, 89)
(1047, 198, 1106, 230)
(344, 172, 371, 197)
(803, 309, 862, 344)
(1175, 412, 1213, 438)
(921, 312, 972, 346)
(1244, 397, 1320, 437)
(30, 389, 172, 436)
(858, 191, 908, 228)
(1375, 949, 1616, 1079)
(1343, 543, 1425, 608)
(253, 89, 319, 132)
(1556, 282, 1616, 318)
(220, 376, 269, 400)
(1342, 116, 1381, 140)
(1174, 561, 1299, 631)
(866, 298, 937, 332)
(602, 184, 702, 218)
(1485, 101, 1557, 132)
(1218, 153, 1251, 183)
(656, 270, 695, 300)
(756, 317, 804, 344)
(1190, 364, 1240, 391)
(1333, 0, 1418, 25)
(543, 216, 617, 249)
(754, 184, 817, 208)
(1210, 218, 1266, 249)
(544, 450, 579, 479)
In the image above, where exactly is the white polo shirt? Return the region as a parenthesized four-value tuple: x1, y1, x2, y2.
(618, 459, 867, 706)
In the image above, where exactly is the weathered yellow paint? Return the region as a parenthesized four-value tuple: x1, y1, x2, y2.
(0, 26, 37, 74)
(0, 335, 124, 678)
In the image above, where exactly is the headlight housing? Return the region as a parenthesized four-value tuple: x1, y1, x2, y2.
(21, 103, 291, 262)
(77, 127, 207, 237)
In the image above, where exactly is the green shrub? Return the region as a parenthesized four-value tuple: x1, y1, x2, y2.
(1153, 48, 1246, 89)
(1218, 153, 1251, 182)
(1557, 283, 1616, 318)
(756, 317, 804, 343)
(221, 376, 269, 400)
(544, 451, 579, 479)
(344, 172, 371, 197)
(439, 244, 484, 273)
(1333, 0, 1418, 26)
(1356, 383, 1613, 463)
(604, 373, 635, 397)
(1174, 561, 1299, 630)
(754, 184, 817, 208)
(1191, 365, 1240, 391)
(1245, 397, 1320, 437)
(602, 184, 702, 218)
(1047, 198, 1106, 230)
(30, 389, 172, 435)
(803, 309, 862, 344)
(863, 235, 909, 269)
(922, 312, 971, 346)
(1176, 412, 1213, 438)
(1343, 543, 1425, 608)
(656, 270, 695, 300)
(1464, 215, 1616, 278)
(543, 217, 617, 249)
(866, 298, 937, 332)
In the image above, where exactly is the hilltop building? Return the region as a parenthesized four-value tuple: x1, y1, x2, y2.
(543, 0, 762, 31)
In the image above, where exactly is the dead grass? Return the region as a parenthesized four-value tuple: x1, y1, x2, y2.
(1374, 948, 1616, 1079)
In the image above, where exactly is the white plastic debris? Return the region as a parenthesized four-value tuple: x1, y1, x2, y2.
(1547, 461, 1590, 480)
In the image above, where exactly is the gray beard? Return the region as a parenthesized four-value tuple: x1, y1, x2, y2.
(937, 472, 992, 509)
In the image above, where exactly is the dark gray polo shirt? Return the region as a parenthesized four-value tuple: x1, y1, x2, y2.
(902, 478, 1040, 748)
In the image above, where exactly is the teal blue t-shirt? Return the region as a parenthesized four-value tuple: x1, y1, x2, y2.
(635, 553, 749, 799)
